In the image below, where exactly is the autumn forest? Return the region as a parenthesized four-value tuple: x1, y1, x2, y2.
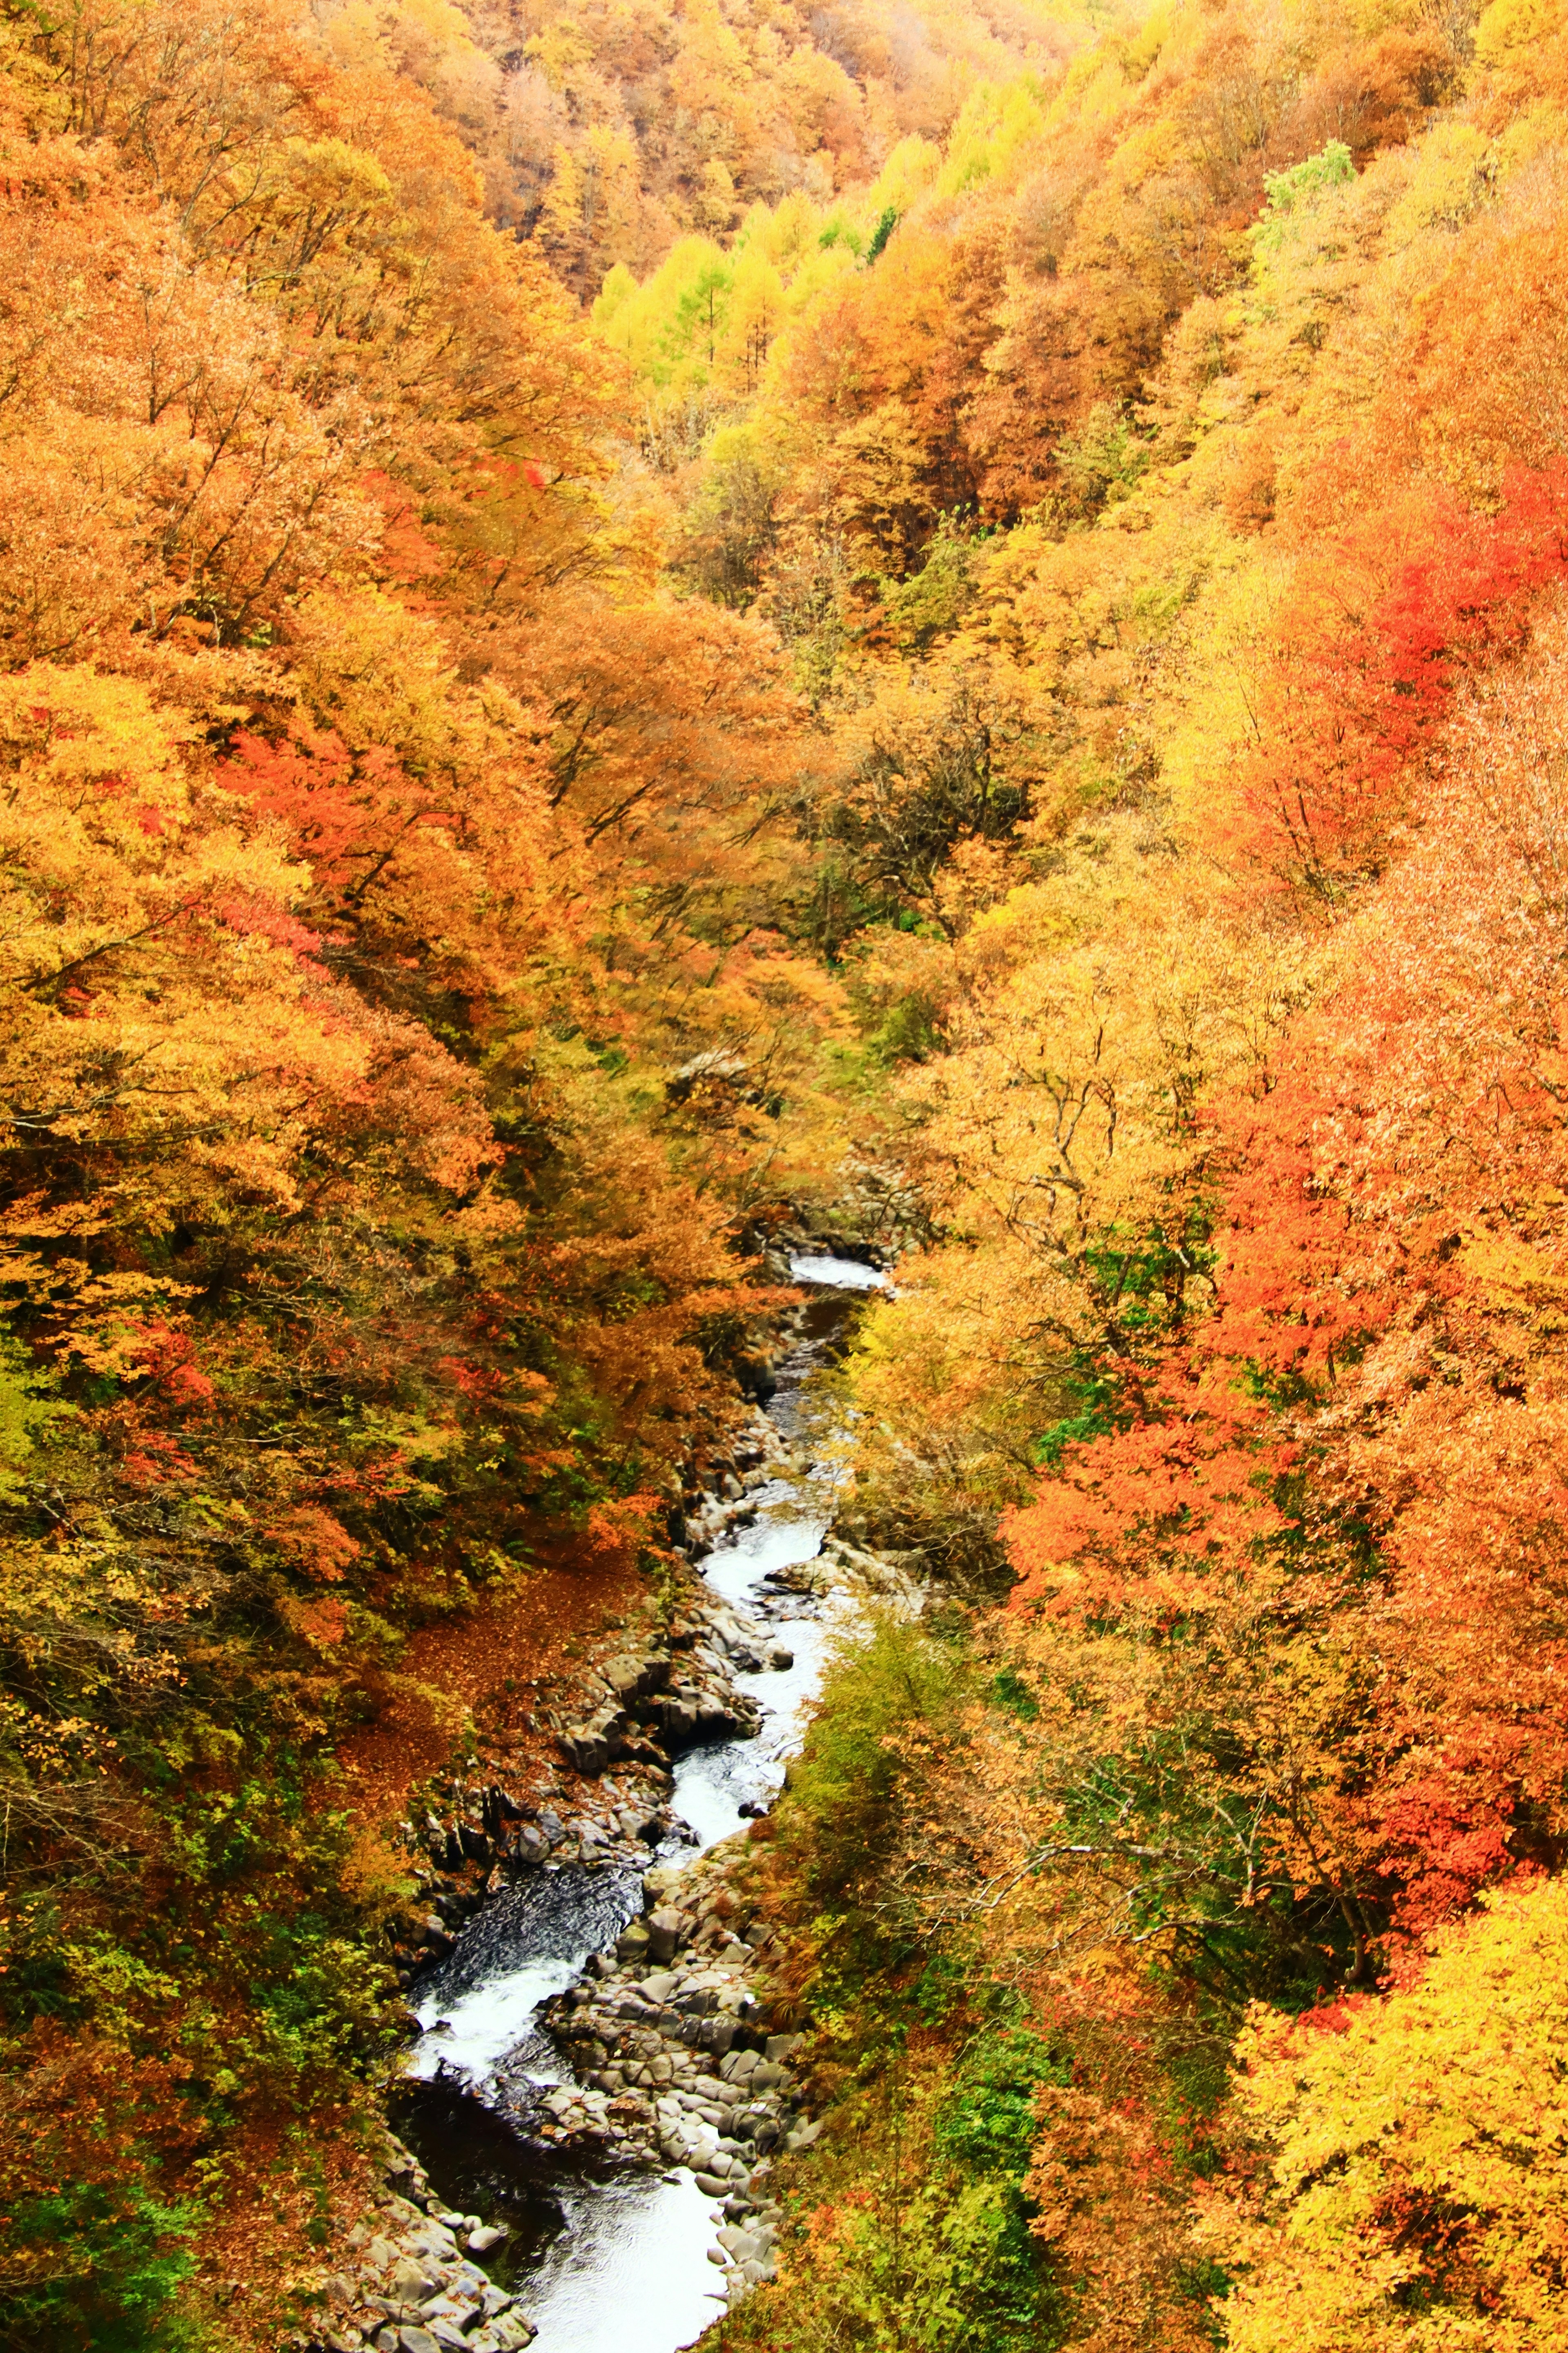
(3, 0, 1568, 2344)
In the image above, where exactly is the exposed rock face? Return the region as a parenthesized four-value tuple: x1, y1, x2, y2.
(554, 1621, 764, 1777)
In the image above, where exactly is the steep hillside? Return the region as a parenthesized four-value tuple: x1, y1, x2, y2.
(0, 0, 853, 2337)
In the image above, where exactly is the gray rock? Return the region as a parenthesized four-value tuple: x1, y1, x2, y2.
(694, 2171, 731, 2197)
(391, 2259, 440, 2301)
(399, 2331, 440, 2353)
(486, 2317, 536, 2350)
(324, 2272, 358, 2308)
(466, 2224, 510, 2256)
(645, 1906, 685, 1963)
(558, 1723, 609, 1773)
(402, 2237, 454, 2268)
(418, 2296, 479, 2328)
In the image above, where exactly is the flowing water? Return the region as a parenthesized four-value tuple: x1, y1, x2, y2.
(395, 1253, 886, 2353)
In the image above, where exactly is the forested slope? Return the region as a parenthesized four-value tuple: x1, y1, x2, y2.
(0, 0, 856, 2334)
(5, 0, 1568, 2346)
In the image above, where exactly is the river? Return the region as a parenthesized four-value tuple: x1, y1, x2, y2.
(391, 1253, 886, 2353)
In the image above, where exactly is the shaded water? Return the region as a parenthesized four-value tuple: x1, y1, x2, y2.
(397, 1254, 885, 2353)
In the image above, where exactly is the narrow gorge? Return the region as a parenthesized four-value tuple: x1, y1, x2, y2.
(305, 1255, 895, 2353)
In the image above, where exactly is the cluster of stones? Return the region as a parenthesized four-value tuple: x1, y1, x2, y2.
(553, 1594, 792, 1781)
(663, 1424, 775, 1563)
(307, 2134, 530, 2353)
(387, 1575, 795, 1988)
(528, 1857, 820, 2300)
(819, 1531, 929, 1607)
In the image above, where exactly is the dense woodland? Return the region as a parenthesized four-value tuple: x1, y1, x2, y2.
(4, 0, 1568, 2344)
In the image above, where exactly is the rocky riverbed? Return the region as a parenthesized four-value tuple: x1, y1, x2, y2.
(299, 1250, 897, 2353)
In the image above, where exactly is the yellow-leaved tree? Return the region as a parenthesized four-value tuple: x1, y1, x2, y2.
(1210, 1876, 1568, 2352)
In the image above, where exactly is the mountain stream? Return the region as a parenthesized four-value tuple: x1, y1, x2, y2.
(392, 1254, 886, 2353)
